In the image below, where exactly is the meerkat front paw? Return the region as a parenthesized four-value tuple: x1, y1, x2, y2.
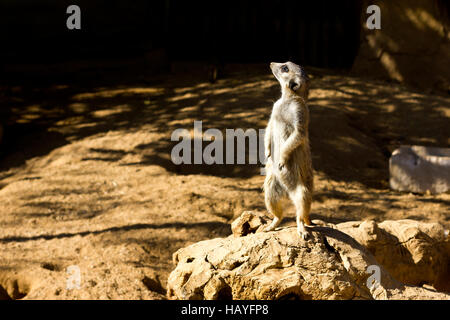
(278, 159, 286, 171)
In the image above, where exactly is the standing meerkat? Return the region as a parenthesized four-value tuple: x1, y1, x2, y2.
(263, 61, 314, 239)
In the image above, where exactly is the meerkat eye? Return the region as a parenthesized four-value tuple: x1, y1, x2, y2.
(281, 65, 289, 73)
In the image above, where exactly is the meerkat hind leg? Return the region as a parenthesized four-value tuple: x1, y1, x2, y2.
(297, 220, 308, 240)
(290, 186, 312, 240)
(264, 171, 286, 231)
(264, 178, 284, 232)
(264, 198, 283, 232)
(303, 215, 313, 226)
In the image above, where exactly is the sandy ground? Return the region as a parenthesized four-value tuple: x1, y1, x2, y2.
(0, 64, 449, 299)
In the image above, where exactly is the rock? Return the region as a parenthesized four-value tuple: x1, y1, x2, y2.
(389, 145, 450, 194)
(231, 210, 270, 237)
(167, 213, 450, 300)
(337, 219, 450, 292)
(0, 269, 33, 300)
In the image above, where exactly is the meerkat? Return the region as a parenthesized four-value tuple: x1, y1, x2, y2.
(263, 61, 314, 240)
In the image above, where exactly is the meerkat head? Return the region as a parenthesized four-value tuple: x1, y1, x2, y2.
(270, 61, 309, 100)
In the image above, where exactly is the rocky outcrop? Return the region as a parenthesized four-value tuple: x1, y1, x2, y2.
(167, 212, 450, 300)
(337, 219, 450, 292)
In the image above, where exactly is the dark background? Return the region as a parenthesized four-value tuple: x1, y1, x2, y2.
(0, 0, 362, 70)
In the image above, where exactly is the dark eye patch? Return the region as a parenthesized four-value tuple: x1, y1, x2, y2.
(281, 65, 289, 73)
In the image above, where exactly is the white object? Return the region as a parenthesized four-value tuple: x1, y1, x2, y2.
(389, 145, 450, 194)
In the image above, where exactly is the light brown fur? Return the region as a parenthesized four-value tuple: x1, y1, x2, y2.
(263, 61, 314, 239)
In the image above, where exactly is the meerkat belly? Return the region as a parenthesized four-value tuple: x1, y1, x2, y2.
(271, 119, 294, 166)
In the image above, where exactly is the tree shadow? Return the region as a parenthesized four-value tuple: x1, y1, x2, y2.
(0, 62, 448, 188)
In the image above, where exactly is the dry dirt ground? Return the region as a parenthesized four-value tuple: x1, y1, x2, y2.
(0, 63, 449, 299)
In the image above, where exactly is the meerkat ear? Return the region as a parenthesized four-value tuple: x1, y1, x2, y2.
(289, 79, 300, 91)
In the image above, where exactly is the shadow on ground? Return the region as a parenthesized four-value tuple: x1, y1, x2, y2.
(0, 63, 449, 187)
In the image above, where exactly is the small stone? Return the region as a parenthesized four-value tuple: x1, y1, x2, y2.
(230, 211, 270, 237)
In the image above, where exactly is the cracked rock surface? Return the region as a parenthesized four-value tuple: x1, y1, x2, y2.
(167, 212, 450, 300)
